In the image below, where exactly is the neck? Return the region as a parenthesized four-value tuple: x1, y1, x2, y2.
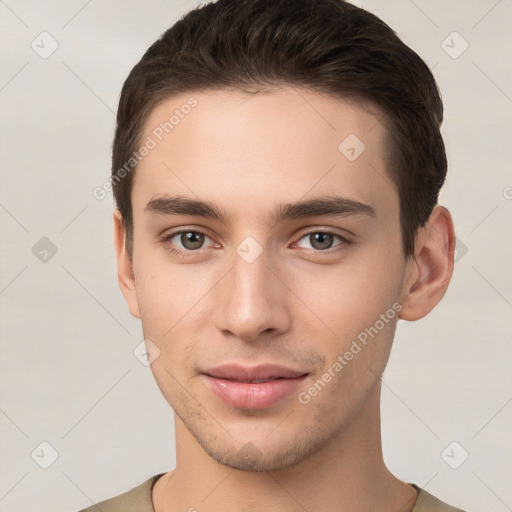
(153, 383, 417, 512)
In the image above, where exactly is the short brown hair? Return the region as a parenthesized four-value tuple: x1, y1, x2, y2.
(112, 0, 447, 257)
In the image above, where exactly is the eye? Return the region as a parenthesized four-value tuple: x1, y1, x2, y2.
(160, 228, 352, 257)
(294, 231, 351, 252)
(161, 229, 216, 253)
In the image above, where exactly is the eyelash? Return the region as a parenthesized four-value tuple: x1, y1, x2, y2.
(159, 229, 353, 257)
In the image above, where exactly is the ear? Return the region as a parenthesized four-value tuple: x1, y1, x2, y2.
(399, 205, 455, 321)
(113, 209, 140, 319)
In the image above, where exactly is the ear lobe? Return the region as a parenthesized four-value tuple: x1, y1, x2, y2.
(399, 206, 455, 321)
(113, 209, 140, 319)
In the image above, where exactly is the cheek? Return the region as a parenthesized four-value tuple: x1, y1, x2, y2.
(133, 253, 213, 379)
(290, 251, 403, 341)
(133, 248, 207, 328)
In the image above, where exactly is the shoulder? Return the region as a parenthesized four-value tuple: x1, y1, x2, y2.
(75, 474, 164, 512)
(412, 485, 467, 512)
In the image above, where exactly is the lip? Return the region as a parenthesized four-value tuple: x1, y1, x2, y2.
(202, 363, 308, 409)
(203, 363, 307, 381)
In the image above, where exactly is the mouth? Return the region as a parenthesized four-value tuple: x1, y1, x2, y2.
(203, 363, 307, 381)
(201, 363, 309, 409)
(218, 377, 295, 383)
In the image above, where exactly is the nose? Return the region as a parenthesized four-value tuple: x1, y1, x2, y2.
(212, 246, 291, 343)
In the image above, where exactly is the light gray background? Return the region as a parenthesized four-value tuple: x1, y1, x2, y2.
(1, 1, 511, 511)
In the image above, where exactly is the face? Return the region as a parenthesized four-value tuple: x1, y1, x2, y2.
(121, 86, 411, 471)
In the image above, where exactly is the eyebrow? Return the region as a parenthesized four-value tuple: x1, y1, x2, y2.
(144, 194, 376, 224)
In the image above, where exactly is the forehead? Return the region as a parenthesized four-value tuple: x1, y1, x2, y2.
(132, 86, 396, 220)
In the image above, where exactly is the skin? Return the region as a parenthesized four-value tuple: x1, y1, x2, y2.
(113, 86, 455, 512)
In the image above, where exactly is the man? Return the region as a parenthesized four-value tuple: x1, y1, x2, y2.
(80, 0, 465, 510)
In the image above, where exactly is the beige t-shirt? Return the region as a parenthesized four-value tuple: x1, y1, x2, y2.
(77, 473, 467, 511)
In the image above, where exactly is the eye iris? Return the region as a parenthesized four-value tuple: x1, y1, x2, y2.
(181, 231, 204, 250)
(310, 232, 334, 250)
